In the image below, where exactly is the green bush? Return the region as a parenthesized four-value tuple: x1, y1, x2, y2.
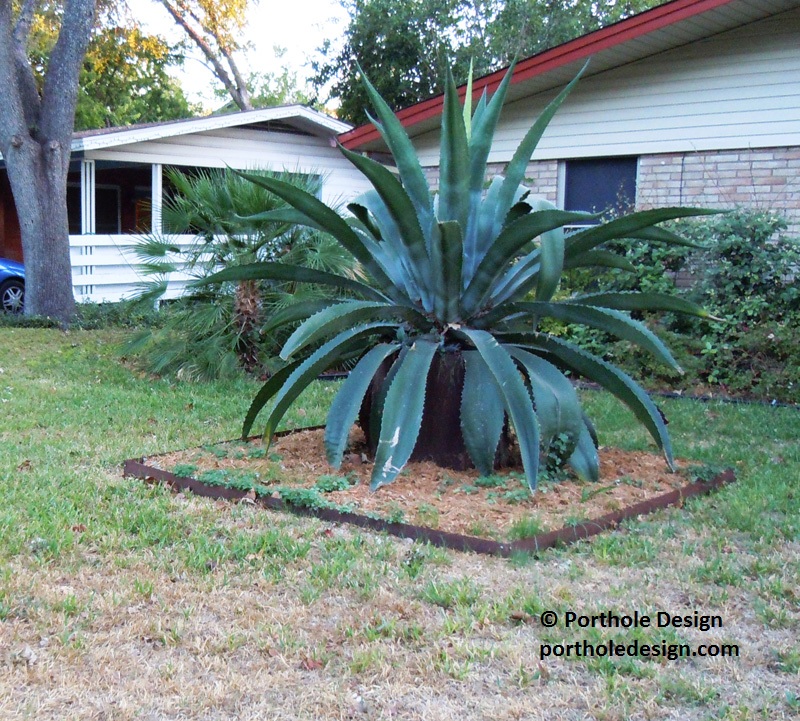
(560, 209, 800, 402)
(123, 168, 357, 380)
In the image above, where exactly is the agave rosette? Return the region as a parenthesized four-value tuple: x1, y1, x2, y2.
(201, 63, 716, 491)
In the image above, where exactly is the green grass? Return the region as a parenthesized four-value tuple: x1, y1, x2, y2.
(1, 328, 798, 719)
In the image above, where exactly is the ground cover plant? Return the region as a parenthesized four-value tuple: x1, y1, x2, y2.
(1, 328, 798, 720)
(150, 426, 719, 543)
(202, 64, 716, 491)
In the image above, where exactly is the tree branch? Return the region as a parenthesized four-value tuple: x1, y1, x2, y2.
(11, 0, 43, 131)
(159, 0, 253, 110)
(40, 0, 97, 141)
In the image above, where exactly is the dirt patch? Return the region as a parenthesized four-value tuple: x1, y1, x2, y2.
(150, 426, 702, 542)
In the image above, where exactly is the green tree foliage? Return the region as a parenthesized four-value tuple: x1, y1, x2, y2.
(28, 3, 198, 129)
(313, 0, 662, 123)
(157, 0, 255, 110)
(214, 48, 316, 112)
(488, 0, 662, 62)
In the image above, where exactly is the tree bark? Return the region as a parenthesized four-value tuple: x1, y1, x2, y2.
(0, 0, 97, 324)
(3, 139, 76, 319)
(359, 350, 512, 471)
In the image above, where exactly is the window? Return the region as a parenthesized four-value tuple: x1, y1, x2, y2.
(67, 184, 121, 234)
(562, 157, 638, 218)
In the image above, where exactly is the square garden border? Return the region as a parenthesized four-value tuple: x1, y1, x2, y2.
(122, 426, 736, 557)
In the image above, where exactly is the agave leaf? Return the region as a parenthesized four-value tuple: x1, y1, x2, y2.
(462, 58, 474, 139)
(242, 359, 303, 438)
(338, 145, 433, 306)
(528, 198, 566, 302)
(624, 224, 709, 249)
(506, 347, 583, 454)
(563, 250, 636, 272)
(568, 291, 718, 320)
(261, 298, 341, 337)
(488, 250, 541, 307)
(567, 420, 600, 483)
(367, 344, 408, 447)
(348, 190, 425, 300)
(346, 202, 383, 240)
(233, 206, 327, 234)
(261, 322, 400, 445)
(513, 334, 674, 469)
(198, 261, 388, 303)
(462, 209, 591, 314)
(461, 351, 506, 476)
(517, 301, 681, 370)
(468, 61, 516, 198)
(458, 329, 541, 490)
(357, 66, 434, 245)
(371, 340, 439, 490)
(232, 169, 396, 290)
(325, 343, 401, 468)
(434, 221, 464, 322)
(495, 62, 587, 229)
(439, 67, 470, 230)
(565, 208, 720, 260)
(280, 300, 423, 360)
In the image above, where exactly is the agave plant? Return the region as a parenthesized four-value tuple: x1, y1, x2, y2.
(202, 63, 715, 490)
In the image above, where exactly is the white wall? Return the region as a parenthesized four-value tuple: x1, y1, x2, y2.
(88, 127, 373, 206)
(70, 234, 197, 304)
(412, 8, 800, 166)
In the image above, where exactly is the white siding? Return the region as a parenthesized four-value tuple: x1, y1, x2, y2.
(88, 127, 373, 205)
(69, 234, 197, 303)
(412, 9, 800, 166)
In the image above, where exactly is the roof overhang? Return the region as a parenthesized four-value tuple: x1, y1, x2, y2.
(340, 0, 800, 152)
(72, 105, 352, 153)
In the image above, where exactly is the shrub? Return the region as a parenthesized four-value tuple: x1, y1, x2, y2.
(556, 208, 800, 402)
(124, 168, 357, 380)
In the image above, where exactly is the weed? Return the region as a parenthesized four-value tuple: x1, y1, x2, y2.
(420, 577, 480, 609)
(507, 515, 544, 541)
(414, 503, 440, 528)
(314, 474, 354, 493)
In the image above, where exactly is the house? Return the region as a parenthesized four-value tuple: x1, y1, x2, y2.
(0, 105, 372, 302)
(340, 0, 800, 233)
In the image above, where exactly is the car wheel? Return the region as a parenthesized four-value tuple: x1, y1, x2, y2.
(0, 278, 24, 314)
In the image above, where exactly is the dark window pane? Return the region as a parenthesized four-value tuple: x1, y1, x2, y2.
(67, 186, 81, 234)
(95, 187, 120, 234)
(564, 157, 637, 216)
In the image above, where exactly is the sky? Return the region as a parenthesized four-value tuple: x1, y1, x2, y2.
(142, 0, 349, 110)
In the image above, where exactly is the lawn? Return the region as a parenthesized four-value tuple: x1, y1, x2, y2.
(1, 328, 798, 720)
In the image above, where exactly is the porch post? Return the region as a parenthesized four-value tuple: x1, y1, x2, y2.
(151, 163, 163, 233)
(80, 159, 96, 234)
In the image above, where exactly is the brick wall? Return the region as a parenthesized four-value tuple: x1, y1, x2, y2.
(423, 160, 560, 203)
(425, 147, 799, 234)
(637, 147, 800, 234)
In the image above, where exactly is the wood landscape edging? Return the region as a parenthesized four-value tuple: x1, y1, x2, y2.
(122, 427, 736, 557)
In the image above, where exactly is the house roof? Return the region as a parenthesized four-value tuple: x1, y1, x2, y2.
(72, 105, 352, 153)
(340, 0, 800, 152)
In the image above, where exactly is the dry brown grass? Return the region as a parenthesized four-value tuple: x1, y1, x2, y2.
(2, 478, 797, 721)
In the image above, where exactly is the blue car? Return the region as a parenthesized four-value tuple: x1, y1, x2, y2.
(0, 257, 25, 314)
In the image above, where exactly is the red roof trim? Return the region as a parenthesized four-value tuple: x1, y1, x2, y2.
(339, 0, 736, 150)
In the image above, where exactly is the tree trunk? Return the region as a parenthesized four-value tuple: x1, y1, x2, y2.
(4, 138, 75, 322)
(233, 279, 261, 373)
(358, 350, 512, 471)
